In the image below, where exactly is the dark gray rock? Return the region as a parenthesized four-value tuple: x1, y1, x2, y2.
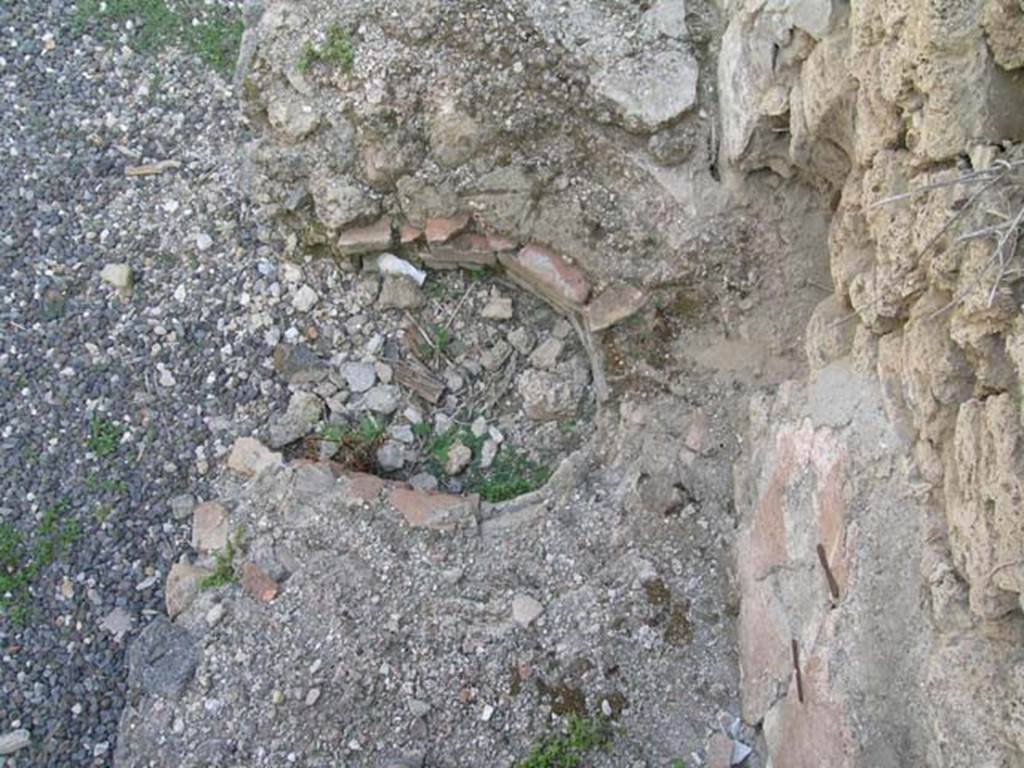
(127, 618, 200, 701)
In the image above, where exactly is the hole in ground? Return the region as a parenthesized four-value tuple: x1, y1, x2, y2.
(277, 261, 597, 502)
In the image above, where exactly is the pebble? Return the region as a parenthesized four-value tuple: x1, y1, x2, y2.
(376, 441, 405, 471)
(507, 327, 536, 355)
(195, 232, 214, 251)
(529, 338, 564, 369)
(205, 603, 226, 627)
(292, 284, 319, 312)
(0, 729, 30, 755)
(100, 262, 132, 290)
(481, 294, 514, 320)
(361, 385, 401, 415)
(340, 362, 376, 393)
(511, 594, 544, 626)
(305, 688, 321, 707)
(445, 442, 472, 475)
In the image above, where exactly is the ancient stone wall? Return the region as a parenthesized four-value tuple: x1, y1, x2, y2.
(722, 0, 1024, 764)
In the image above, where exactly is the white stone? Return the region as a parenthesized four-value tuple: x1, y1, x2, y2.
(100, 263, 132, 290)
(292, 285, 319, 312)
(195, 232, 213, 251)
(512, 594, 544, 626)
(378, 253, 426, 286)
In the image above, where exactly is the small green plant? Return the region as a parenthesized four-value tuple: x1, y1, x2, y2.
(670, 760, 686, 768)
(201, 530, 241, 590)
(558, 418, 577, 435)
(319, 416, 386, 471)
(74, 0, 243, 74)
(299, 24, 355, 74)
(517, 715, 613, 768)
(411, 422, 434, 440)
(86, 416, 125, 458)
(468, 448, 551, 503)
(418, 324, 454, 358)
(0, 500, 81, 625)
(425, 278, 449, 301)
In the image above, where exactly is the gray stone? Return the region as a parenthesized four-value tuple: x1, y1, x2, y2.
(358, 385, 402, 415)
(379, 754, 425, 768)
(507, 327, 536, 356)
(596, 49, 699, 132)
(480, 439, 499, 470)
(127, 617, 200, 701)
(409, 472, 439, 492)
(100, 607, 133, 642)
(377, 275, 425, 310)
(481, 339, 512, 372)
(512, 594, 544, 626)
(268, 391, 323, 448)
(376, 441, 405, 472)
(0, 729, 30, 756)
(389, 423, 415, 444)
(168, 493, 195, 521)
(340, 361, 377, 393)
(529, 338, 564, 370)
(517, 369, 578, 421)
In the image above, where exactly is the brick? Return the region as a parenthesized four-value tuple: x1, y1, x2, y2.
(499, 244, 590, 313)
(337, 217, 393, 256)
(424, 214, 471, 244)
(422, 234, 498, 270)
(388, 487, 479, 530)
(400, 224, 424, 244)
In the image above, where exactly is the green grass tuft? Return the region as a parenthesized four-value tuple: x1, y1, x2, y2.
(299, 24, 355, 74)
(74, 0, 243, 74)
(516, 716, 613, 768)
(0, 500, 81, 626)
(86, 416, 125, 458)
(468, 448, 551, 503)
(201, 529, 242, 590)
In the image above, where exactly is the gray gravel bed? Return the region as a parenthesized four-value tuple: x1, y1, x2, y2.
(0, 2, 288, 764)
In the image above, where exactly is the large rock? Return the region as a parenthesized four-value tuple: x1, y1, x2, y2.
(127, 618, 200, 700)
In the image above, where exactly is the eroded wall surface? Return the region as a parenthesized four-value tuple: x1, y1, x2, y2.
(723, 1, 1024, 765)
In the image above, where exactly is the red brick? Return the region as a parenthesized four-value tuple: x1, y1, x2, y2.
(499, 244, 590, 312)
(388, 487, 478, 530)
(424, 214, 471, 244)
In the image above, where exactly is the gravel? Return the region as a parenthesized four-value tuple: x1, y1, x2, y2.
(0, 2, 290, 764)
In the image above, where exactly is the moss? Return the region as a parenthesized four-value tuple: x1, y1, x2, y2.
(299, 24, 355, 74)
(516, 715, 613, 768)
(74, 0, 243, 74)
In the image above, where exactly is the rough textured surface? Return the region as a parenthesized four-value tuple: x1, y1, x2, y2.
(720, 0, 1024, 764)
(116, 405, 753, 766)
